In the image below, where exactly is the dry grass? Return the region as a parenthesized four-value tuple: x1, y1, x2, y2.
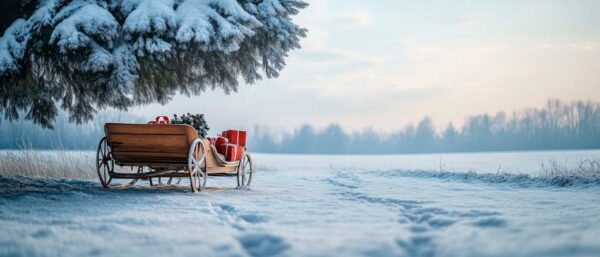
(0, 150, 129, 179)
(541, 158, 600, 178)
(2, 149, 598, 183)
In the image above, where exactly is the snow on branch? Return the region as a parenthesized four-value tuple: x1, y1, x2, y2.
(0, 19, 27, 75)
(0, 0, 307, 128)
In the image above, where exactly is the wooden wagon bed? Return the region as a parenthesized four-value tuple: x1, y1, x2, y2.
(95, 123, 253, 192)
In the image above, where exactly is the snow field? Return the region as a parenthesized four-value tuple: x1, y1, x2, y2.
(1, 150, 600, 257)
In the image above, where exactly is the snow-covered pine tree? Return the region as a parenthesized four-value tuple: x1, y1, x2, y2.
(0, 0, 307, 128)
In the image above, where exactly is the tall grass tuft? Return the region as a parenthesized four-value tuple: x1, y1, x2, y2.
(0, 149, 133, 179)
(541, 158, 600, 178)
(539, 158, 600, 186)
(0, 150, 98, 179)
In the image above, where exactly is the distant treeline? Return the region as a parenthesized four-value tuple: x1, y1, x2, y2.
(0, 112, 145, 149)
(1, 100, 599, 153)
(249, 100, 600, 154)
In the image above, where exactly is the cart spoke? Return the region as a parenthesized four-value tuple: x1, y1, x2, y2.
(103, 164, 108, 181)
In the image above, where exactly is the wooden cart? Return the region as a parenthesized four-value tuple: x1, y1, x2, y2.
(95, 123, 253, 192)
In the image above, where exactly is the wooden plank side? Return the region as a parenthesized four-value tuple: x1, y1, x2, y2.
(112, 152, 188, 158)
(105, 123, 199, 149)
(205, 140, 219, 168)
(206, 166, 237, 174)
(111, 146, 187, 153)
(113, 153, 188, 163)
(109, 134, 189, 151)
(114, 158, 187, 164)
(105, 123, 192, 135)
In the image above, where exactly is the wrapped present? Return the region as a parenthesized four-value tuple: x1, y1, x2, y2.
(207, 136, 228, 146)
(222, 130, 247, 146)
(214, 136, 229, 149)
(218, 143, 243, 161)
(206, 137, 215, 144)
(155, 116, 170, 124)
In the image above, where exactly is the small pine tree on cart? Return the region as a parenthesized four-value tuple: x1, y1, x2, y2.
(192, 114, 210, 138)
(170, 113, 210, 138)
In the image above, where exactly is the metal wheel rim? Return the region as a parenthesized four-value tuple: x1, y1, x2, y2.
(190, 162, 207, 191)
(189, 141, 207, 192)
(237, 153, 253, 188)
(192, 165, 207, 191)
(96, 137, 113, 188)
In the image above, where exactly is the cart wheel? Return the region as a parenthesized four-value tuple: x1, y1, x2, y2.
(96, 137, 114, 188)
(188, 140, 207, 192)
(237, 152, 253, 189)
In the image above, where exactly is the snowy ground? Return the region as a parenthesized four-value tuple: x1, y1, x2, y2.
(1, 150, 600, 257)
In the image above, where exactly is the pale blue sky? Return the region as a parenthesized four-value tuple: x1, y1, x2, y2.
(134, 0, 600, 134)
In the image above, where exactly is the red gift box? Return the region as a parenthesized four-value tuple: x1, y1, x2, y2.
(222, 130, 247, 146)
(155, 116, 170, 124)
(207, 136, 228, 146)
(217, 143, 243, 161)
(214, 136, 228, 149)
